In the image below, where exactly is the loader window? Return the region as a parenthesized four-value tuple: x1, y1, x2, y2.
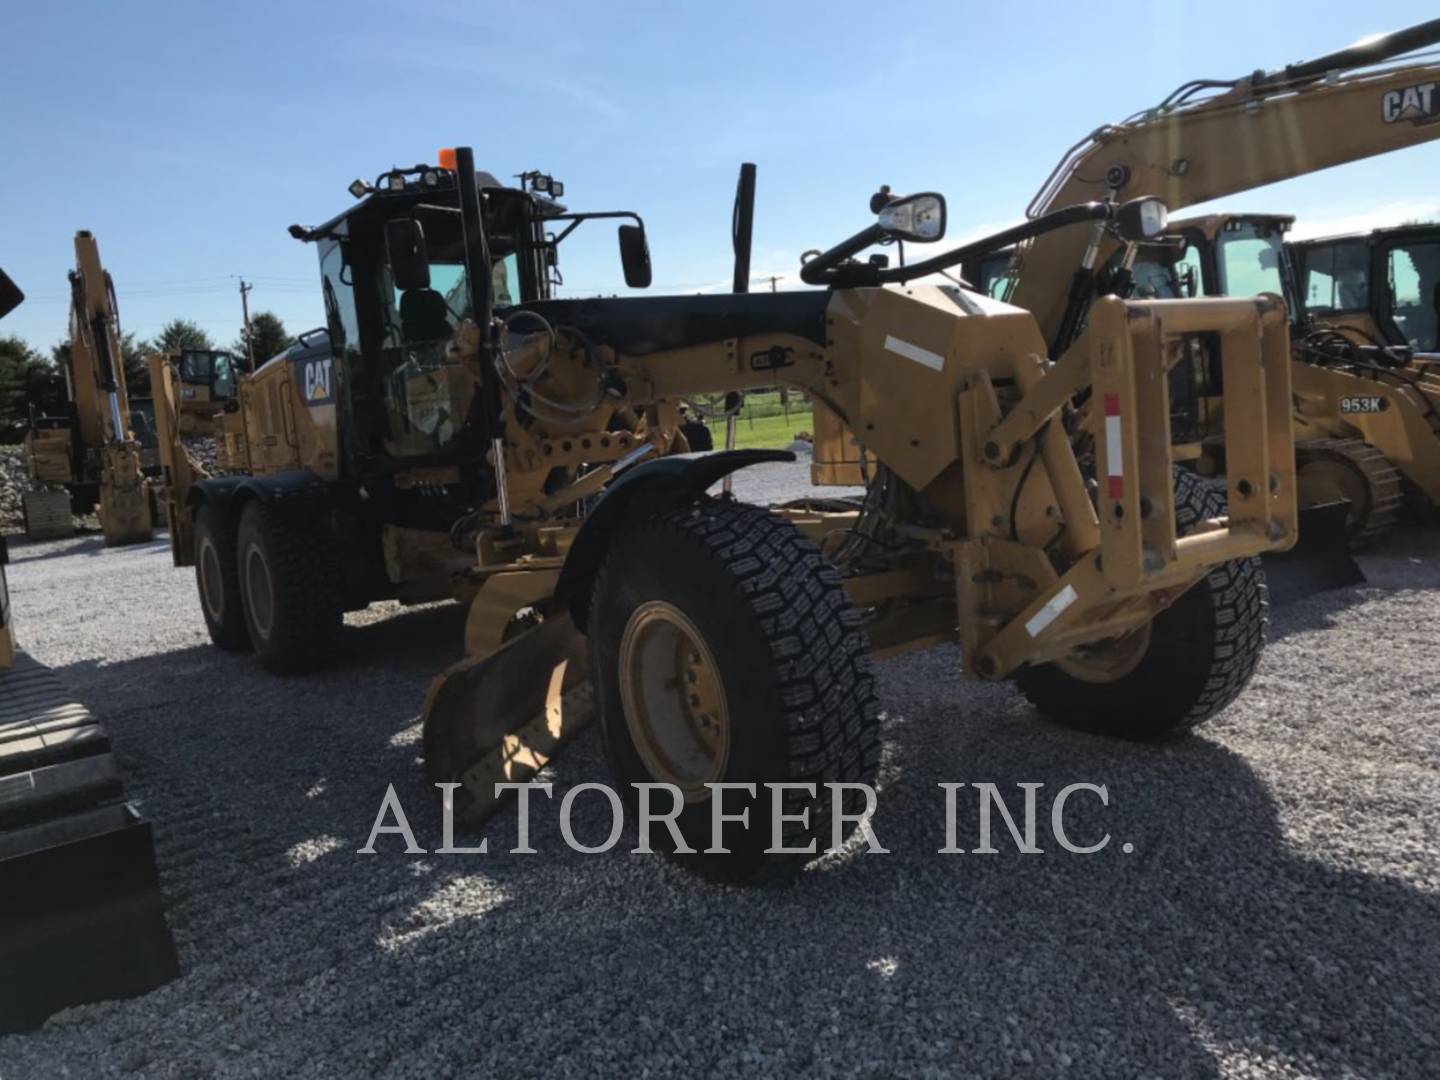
(1216, 223, 1284, 299)
(1302, 241, 1369, 313)
(212, 355, 235, 400)
(1387, 242, 1440, 351)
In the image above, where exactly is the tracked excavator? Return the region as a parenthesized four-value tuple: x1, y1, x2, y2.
(0, 266, 177, 1033)
(154, 150, 1295, 885)
(24, 232, 154, 545)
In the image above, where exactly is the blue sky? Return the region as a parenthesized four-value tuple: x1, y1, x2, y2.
(4, 1, 1439, 353)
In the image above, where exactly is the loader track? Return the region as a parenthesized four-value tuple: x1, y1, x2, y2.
(1294, 438, 1404, 545)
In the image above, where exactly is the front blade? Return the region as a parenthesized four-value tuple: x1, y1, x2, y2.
(420, 614, 592, 826)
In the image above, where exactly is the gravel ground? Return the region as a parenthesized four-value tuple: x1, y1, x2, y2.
(1, 460, 1437, 1079)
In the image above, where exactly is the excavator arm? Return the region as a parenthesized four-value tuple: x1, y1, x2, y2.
(66, 233, 154, 545)
(1011, 18, 1440, 342)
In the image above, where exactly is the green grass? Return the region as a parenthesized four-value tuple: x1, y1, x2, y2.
(703, 411, 804, 449)
(695, 390, 809, 450)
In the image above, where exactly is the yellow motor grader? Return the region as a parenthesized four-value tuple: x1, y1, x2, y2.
(153, 151, 1295, 884)
(25, 232, 153, 546)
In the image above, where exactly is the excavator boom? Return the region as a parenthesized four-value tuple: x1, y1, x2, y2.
(1012, 18, 1440, 341)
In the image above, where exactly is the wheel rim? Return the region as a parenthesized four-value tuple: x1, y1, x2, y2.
(618, 600, 729, 800)
(1053, 622, 1153, 684)
(198, 536, 225, 621)
(243, 542, 275, 641)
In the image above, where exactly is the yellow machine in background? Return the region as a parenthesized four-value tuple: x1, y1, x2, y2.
(25, 232, 153, 546)
(0, 264, 178, 1034)
(1115, 211, 1440, 542)
(171, 348, 240, 436)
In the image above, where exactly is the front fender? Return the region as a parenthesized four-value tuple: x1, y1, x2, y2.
(554, 448, 794, 631)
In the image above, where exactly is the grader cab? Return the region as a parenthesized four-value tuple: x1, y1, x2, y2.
(154, 149, 1296, 885)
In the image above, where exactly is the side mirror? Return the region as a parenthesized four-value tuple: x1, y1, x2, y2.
(1115, 197, 1169, 243)
(619, 224, 652, 289)
(877, 193, 946, 243)
(385, 218, 431, 291)
(0, 268, 23, 321)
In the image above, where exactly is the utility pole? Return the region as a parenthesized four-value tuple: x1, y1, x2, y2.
(238, 278, 255, 371)
(768, 275, 780, 293)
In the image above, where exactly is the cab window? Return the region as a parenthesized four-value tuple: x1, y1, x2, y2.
(1302, 241, 1368, 313)
(1387, 242, 1440, 351)
(212, 355, 235, 399)
(1216, 223, 1284, 298)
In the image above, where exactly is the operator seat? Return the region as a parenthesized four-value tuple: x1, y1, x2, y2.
(399, 287, 453, 344)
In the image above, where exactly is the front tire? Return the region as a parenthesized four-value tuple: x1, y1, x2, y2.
(235, 501, 342, 674)
(194, 504, 250, 652)
(588, 500, 881, 885)
(1015, 470, 1267, 739)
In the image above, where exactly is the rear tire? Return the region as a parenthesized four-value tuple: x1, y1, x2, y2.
(588, 500, 881, 885)
(1015, 469, 1267, 740)
(235, 501, 342, 674)
(193, 504, 250, 652)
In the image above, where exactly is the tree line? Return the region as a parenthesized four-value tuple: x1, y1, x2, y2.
(0, 313, 290, 442)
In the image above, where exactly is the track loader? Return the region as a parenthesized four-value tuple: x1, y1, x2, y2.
(155, 151, 1295, 885)
(1121, 212, 1440, 542)
(1292, 223, 1440, 357)
(0, 266, 178, 1033)
(25, 232, 154, 545)
(169, 347, 240, 437)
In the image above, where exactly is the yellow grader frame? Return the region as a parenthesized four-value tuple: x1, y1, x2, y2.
(153, 151, 1294, 884)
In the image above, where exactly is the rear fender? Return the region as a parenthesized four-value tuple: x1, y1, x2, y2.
(187, 470, 330, 524)
(555, 449, 794, 631)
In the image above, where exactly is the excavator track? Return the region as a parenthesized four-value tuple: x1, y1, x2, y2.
(1295, 438, 1404, 545)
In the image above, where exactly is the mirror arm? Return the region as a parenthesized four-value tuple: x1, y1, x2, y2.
(799, 223, 887, 285)
(550, 211, 644, 245)
(873, 201, 1115, 285)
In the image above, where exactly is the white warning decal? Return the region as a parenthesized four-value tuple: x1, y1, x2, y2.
(1024, 584, 1079, 638)
(884, 335, 945, 372)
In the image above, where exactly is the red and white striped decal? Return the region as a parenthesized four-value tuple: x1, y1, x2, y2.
(1103, 392, 1124, 499)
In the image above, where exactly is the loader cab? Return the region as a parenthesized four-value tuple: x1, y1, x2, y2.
(1123, 215, 1298, 312)
(176, 349, 238, 404)
(1296, 226, 1440, 352)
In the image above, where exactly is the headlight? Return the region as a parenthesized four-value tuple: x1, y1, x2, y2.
(877, 193, 947, 243)
(1116, 197, 1169, 242)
